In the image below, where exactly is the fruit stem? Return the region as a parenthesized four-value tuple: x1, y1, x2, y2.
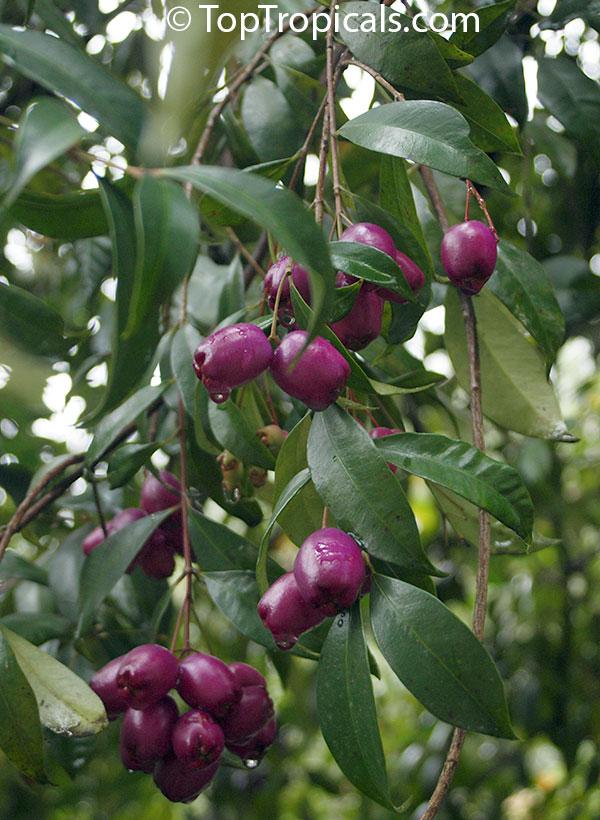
(465, 181, 499, 242)
(268, 264, 291, 342)
(322, 507, 329, 528)
(262, 373, 280, 426)
(177, 395, 194, 653)
(89, 471, 109, 538)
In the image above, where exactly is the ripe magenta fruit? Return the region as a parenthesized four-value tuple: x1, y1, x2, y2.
(377, 250, 425, 303)
(193, 323, 273, 403)
(263, 256, 311, 326)
(440, 220, 497, 295)
(329, 285, 383, 351)
(219, 684, 274, 742)
(270, 330, 350, 412)
(177, 653, 242, 718)
(90, 655, 127, 720)
(258, 571, 333, 650)
(82, 525, 105, 555)
(226, 716, 277, 764)
(153, 756, 219, 803)
(117, 644, 180, 710)
(228, 662, 267, 690)
(340, 222, 396, 258)
(293, 528, 366, 609)
(136, 529, 176, 579)
(120, 696, 179, 771)
(140, 471, 181, 514)
(172, 709, 225, 768)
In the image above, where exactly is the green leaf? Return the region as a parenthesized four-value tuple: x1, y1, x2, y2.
(0, 629, 47, 782)
(171, 324, 202, 419)
(0, 281, 71, 357)
(489, 240, 565, 371)
(85, 383, 167, 466)
(0, 551, 48, 585)
(256, 467, 311, 594)
(0, 26, 146, 148)
(188, 508, 263, 572)
(450, 74, 522, 155)
(3, 98, 85, 208)
(272, 414, 328, 545)
(159, 166, 335, 339)
(444, 288, 572, 441)
(94, 178, 160, 418)
(204, 570, 278, 651)
(379, 157, 430, 259)
(537, 55, 600, 168)
(450, 0, 517, 58)
(329, 241, 418, 303)
(9, 188, 109, 239)
(468, 36, 527, 126)
(373, 432, 533, 541)
(76, 509, 172, 637)
(337, 2, 461, 102)
(1, 625, 108, 736)
(328, 280, 362, 323)
(339, 100, 515, 196)
(208, 399, 276, 471)
(241, 77, 302, 161)
(0, 613, 72, 645)
(0, 463, 32, 505)
(272, 61, 325, 131)
(307, 405, 439, 575)
(370, 576, 515, 738)
(124, 176, 199, 338)
(106, 441, 161, 489)
(317, 605, 392, 809)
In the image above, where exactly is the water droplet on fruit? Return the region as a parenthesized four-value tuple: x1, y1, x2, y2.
(243, 758, 259, 769)
(209, 388, 230, 403)
(275, 638, 294, 650)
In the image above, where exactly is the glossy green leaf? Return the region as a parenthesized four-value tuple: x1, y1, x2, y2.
(450, 0, 517, 58)
(489, 240, 565, 371)
(370, 576, 515, 738)
(9, 188, 108, 239)
(328, 280, 362, 323)
(171, 324, 202, 419)
(0, 26, 146, 148)
(537, 55, 600, 168)
(329, 241, 418, 303)
(468, 36, 527, 126)
(85, 383, 167, 466)
(241, 77, 301, 161)
(3, 99, 84, 208)
(159, 165, 335, 339)
(339, 101, 514, 196)
(1, 625, 108, 736)
(307, 405, 439, 574)
(208, 399, 276, 471)
(444, 288, 572, 441)
(337, 2, 461, 102)
(0, 551, 48, 585)
(0, 629, 47, 782)
(76, 509, 172, 637)
(450, 74, 522, 154)
(124, 176, 199, 338)
(0, 463, 31, 505)
(373, 432, 533, 540)
(272, 62, 325, 131)
(272, 415, 328, 545)
(204, 570, 278, 651)
(188, 508, 263, 572)
(0, 613, 72, 645)
(106, 441, 161, 489)
(0, 281, 71, 357)
(379, 157, 429, 259)
(256, 467, 311, 594)
(317, 605, 393, 809)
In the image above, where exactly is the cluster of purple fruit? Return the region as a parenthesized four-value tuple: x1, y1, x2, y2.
(90, 644, 276, 803)
(82, 471, 184, 580)
(258, 527, 367, 650)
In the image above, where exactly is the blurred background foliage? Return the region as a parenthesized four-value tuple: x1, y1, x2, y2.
(1, 0, 600, 817)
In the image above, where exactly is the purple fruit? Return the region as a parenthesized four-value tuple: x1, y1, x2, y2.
(369, 426, 402, 474)
(219, 684, 274, 742)
(226, 716, 277, 764)
(329, 286, 383, 351)
(293, 527, 366, 609)
(377, 250, 425, 303)
(136, 530, 175, 579)
(172, 709, 225, 768)
(228, 662, 267, 690)
(263, 256, 311, 326)
(117, 644, 180, 710)
(120, 696, 179, 771)
(440, 220, 497, 295)
(340, 222, 396, 258)
(270, 331, 350, 412)
(154, 756, 219, 803)
(193, 323, 273, 403)
(140, 471, 181, 514)
(178, 653, 242, 718)
(258, 571, 332, 650)
(89, 656, 127, 720)
(82, 525, 105, 555)
(108, 508, 147, 533)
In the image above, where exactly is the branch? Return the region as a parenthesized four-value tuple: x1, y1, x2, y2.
(325, 4, 344, 236)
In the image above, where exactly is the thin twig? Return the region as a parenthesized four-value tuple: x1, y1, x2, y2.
(288, 95, 328, 192)
(89, 473, 108, 537)
(326, 3, 344, 237)
(226, 227, 267, 281)
(177, 396, 194, 653)
(244, 231, 270, 290)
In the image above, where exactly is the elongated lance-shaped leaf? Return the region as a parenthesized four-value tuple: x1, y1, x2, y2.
(0, 281, 72, 358)
(373, 432, 533, 541)
(159, 165, 336, 340)
(9, 187, 110, 239)
(188, 507, 269, 573)
(308, 405, 440, 575)
(329, 242, 418, 303)
(317, 604, 394, 809)
(1, 625, 107, 736)
(450, 0, 517, 58)
(370, 576, 516, 738)
(256, 468, 311, 594)
(208, 399, 276, 470)
(339, 100, 515, 196)
(76, 509, 172, 637)
(0, 629, 47, 782)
